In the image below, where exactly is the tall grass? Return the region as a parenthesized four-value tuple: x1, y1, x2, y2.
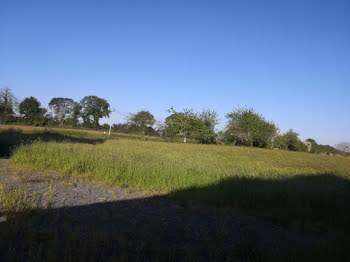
(10, 136, 350, 232)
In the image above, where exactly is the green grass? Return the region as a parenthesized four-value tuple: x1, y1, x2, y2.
(2, 127, 350, 261)
(5, 129, 350, 232)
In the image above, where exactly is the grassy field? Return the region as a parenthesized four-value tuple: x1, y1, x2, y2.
(1, 126, 349, 233)
(1, 126, 350, 260)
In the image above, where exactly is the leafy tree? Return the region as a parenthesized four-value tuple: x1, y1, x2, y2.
(283, 129, 305, 151)
(80, 96, 111, 128)
(305, 138, 319, 153)
(225, 122, 249, 145)
(165, 108, 214, 143)
(127, 110, 155, 136)
(0, 87, 17, 123)
(273, 134, 287, 150)
(198, 109, 218, 132)
(225, 107, 278, 147)
(317, 144, 341, 155)
(19, 96, 45, 124)
(198, 109, 219, 143)
(72, 103, 82, 127)
(49, 97, 75, 125)
(275, 129, 307, 151)
(64, 103, 81, 127)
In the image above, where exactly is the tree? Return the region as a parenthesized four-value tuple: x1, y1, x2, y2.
(0, 87, 17, 123)
(199, 109, 218, 132)
(274, 129, 307, 151)
(127, 110, 155, 136)
(317, 144, 340, 155)
(198, 109, 219, 143)
(273, 134, 287, 150)
(225, 107, 278, 148)
(80, 96, 111, 128)
(155, 120, 167, 137)
(305, 138, 319, 153)
(335, 142, 350, 155)
(165, 108, 215, 143)
(19, 96, 45, 124)
(225, 122, 249, 145)
(284, 129, 305, 151)
(49, 97, 75, 125)
(72, 102, 82, 127)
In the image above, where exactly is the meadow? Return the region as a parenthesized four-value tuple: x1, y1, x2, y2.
(1, 126, 349, 232)
(1, 126, 350, 261)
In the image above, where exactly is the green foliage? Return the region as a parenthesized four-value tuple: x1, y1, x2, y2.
(127, 110, 155, 136)
(225, 107, 278, 148)
(19, 96, 46, 124)
(66, 102, 82, 127)
(164, 108, 216, 143)
(274, 129, 307, 152)
(49, 97, 75, 125)
(80, 96, 111, 127)
(306, 138, 319, 153)
(317, 144, 341, 155)
(198, 109, 219, 143)
(273, 135, 287, 150)
(0, 87, 17, 123)
(0, 103, 13, 123)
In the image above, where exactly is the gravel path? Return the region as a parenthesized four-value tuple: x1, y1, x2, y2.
(0, 159, 323, 261)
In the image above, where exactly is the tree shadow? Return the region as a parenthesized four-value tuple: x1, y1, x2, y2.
(0, 128, 105, 157)
(1, 173, 350, 261)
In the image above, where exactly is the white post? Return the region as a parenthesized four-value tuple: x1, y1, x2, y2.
(108, 124, 112, 138)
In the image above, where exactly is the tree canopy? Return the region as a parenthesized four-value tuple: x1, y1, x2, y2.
(127, 110, 155, 136)
(274, 129, 307, 151)
(225, 107, 278, 147)
(164, 108, 217, 143)
(0, 87, 17, 123)
(49, 97, 75, 125)
(80, 96, 111, 127)
(19, 96, 45, 123)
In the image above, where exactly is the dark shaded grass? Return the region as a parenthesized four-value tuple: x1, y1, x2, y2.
(168, 174, 350, 261)
(0, 128, 105, 157)
(1, 196, 342, 262)
(170, 174, 350, 233)
(0, 197, 256, 262)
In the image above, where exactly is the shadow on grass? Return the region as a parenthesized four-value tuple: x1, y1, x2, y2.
(0, 128, 105, 157)
(169, 173, 350, 233)
(0, 196, 317, 262)
(1, 174, 350, 261)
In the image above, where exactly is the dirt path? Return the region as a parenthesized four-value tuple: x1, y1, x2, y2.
(0, 159, 322, 261)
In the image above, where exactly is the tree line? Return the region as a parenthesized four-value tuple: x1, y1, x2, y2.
(0, 87, 348, 155)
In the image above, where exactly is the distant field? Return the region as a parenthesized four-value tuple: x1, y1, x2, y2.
(0, 124, 158, 139)
(1, 126, 349, 235)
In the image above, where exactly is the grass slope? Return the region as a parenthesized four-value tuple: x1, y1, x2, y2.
(3, 127, 349, 233)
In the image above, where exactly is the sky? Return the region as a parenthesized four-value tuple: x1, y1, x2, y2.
(1, 0, 349, 145)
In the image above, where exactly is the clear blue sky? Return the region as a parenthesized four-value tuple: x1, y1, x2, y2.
(1, 0, 349, 145)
